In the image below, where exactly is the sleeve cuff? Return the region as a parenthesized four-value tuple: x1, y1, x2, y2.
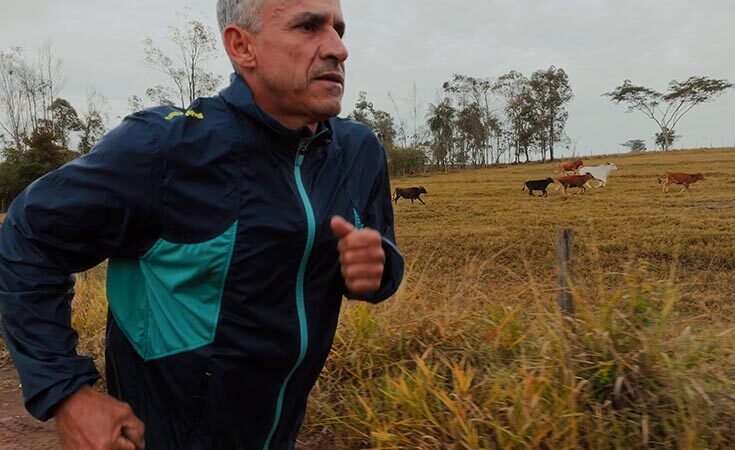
(25, 365, 101, 421)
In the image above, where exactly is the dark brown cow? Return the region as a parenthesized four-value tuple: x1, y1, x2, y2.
(657, 172, 704, 192)
(556, 173, 595, 194)
(522, 177, 554, 197)
(393, 186, 427, 204)
(558, 158, 583, 174)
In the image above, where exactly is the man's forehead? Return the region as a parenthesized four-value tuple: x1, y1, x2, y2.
(264, 0, 344, 18)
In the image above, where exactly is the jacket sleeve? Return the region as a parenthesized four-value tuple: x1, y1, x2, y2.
(346, 145, 404, 303)
(0, 113, 162, 420)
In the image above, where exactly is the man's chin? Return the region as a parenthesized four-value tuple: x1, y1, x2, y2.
(311, 100, 342, 121)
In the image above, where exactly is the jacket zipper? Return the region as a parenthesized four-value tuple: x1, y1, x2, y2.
(263, 134, 322, 449)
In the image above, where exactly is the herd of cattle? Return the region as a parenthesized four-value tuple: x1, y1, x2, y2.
(521, 158, 705, 197)
(392, 158, 706, 204)
(523, 159, 621, 196)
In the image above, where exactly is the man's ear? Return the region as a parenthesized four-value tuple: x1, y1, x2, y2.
(223, 24, 257, 70)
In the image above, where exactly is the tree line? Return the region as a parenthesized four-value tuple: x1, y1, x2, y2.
(351, 71, 731, 178)
(349, 66, 575, 177)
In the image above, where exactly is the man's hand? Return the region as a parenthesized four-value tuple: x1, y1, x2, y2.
(330, 216, 385, 295)
(55, 385, 145, 450)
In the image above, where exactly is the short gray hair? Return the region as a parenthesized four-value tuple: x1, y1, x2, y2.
(216, 0, 268, 34)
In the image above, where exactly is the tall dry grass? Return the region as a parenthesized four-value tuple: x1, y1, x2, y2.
(301, 258, 735, 449)
(1, 148, 734, 448)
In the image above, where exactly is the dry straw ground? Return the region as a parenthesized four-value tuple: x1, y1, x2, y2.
(1, 148, 734, 449)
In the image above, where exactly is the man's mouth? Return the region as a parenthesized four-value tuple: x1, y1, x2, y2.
(314, 72, 344, 86)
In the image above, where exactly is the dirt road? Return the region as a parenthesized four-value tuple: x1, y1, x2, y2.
(0, 368, 60, 450)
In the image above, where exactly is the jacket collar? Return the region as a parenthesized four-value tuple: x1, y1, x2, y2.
(219, 72, 333, 147)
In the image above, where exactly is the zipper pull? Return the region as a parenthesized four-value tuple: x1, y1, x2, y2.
(353, 209, 364, 230)
(296, 139, 307, 167)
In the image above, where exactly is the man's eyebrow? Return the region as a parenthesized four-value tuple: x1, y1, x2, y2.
(289, 12, 346, 35)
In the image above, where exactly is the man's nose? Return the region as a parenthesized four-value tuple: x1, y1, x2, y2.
(320, 29, 349, 63)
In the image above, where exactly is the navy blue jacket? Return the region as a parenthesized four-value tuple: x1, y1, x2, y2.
(0, 74, 403, 449)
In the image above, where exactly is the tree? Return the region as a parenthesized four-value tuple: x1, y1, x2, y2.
(0, 48, 30, 150)
(77, 111, 105, 155)
(426, 98, 455, 170)
(0, 44, 65, 152)
(493, 71, 542, 163)
(605, 76, 733, 151)
(454, 102, 488, 166)
(620, 139, 646, 152)
(145, 86, 178, 107)
(0, 122, 76, 207)
(386, 92, 408, 147)
(127, 95, 145, 113)
(443, 74, 499, 165)
(529, 66, 573, 161)
(38, 41, 65, 126)
(655, 129, 680, 150)
(48, 98, 81, 148)
(143, 20, 223, 108)
(407, 82, 425, 147)
(349, 91, 397, 146)
(77, 90, 109, 155)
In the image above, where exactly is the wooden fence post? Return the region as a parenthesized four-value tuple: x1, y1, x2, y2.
(555, 228, 575, 315)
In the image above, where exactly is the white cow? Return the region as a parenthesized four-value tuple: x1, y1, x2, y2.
(578, 163, 618, 188)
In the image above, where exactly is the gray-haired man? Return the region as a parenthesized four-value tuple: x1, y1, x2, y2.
(0, 0, 403, 448)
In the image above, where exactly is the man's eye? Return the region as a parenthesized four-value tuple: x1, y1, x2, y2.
(300, 22, 318, 32)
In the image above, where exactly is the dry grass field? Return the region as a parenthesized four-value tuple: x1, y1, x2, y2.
(303, 147, 735, 449)
(388, 148, 735, 318)
(1, 148, 734, 449)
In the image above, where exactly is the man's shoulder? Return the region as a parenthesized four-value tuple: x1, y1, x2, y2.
(111, 106, 187, 140)
(329, 117, 382, 148)
(122, 98, 236, 144)
(129, 101, 226, 129)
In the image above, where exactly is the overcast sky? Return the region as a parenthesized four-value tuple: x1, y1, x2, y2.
(2, 0, 734, 157)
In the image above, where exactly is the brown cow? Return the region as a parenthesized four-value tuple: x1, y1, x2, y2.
(393, 186, 427, 204)
(558, 158, 583, 174)
(657, 172, 704, 192)
(556, 173, 595, 194)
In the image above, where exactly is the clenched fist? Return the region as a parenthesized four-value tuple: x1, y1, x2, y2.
(55, 385, 145, 450)
(330, 216, 385, 295)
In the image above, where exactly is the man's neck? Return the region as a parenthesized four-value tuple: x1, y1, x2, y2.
(259, 106, 318, 132)
(242, 78, 318, 132)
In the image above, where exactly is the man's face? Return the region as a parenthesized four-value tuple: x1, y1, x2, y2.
(249, 0, 348, 127)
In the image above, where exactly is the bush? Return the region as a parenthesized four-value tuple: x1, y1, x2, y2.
(386, 145, 427, 177)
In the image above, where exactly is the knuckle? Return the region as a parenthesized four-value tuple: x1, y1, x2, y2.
(342, 252, 354, 265)
(375, 248, 385, 261)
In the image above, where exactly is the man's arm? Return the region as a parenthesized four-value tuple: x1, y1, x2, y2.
(337, 145, 404, 303)
(0, 113, 162, 421)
